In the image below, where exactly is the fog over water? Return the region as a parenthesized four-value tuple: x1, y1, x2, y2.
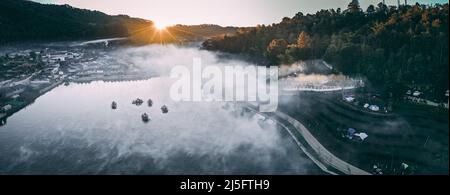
(0, 44, 323, 174)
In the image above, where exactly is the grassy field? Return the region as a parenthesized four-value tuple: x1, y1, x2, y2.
(279, 92, 449, 175)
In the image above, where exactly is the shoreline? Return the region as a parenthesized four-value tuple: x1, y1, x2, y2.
(242, 103, 370, 175)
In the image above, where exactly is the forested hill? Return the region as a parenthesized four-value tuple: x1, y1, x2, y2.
(0, 0, 240, 44)
(0, 0, 153, 43)
(203, 2, 449, 101)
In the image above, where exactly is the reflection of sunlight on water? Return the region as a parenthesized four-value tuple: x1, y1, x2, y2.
(0, 77, 319, 174)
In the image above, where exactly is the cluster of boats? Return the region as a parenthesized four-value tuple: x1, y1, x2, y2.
(131, 98, 154, 107)
(132, 98, 144, 106)
(111, 98, 169, 122)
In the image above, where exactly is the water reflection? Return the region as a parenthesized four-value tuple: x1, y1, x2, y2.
(0, 78, 321, 174)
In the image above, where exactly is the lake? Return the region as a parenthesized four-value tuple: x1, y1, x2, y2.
(0, 44, 322, 175)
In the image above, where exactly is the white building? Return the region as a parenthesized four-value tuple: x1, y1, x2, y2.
(354, 133, 368, 141)
(369, 105, 380, 112)
(344, 96, 355, 102)
(364, 103, 370, 109)
(1, 105, 12, 112)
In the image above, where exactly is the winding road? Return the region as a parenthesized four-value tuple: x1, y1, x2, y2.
(245, 104, 371, 175)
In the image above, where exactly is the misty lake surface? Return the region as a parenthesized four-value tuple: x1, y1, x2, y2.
(0, 49, 323, 174)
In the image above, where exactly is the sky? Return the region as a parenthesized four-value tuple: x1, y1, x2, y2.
(33, 0, 448, 27)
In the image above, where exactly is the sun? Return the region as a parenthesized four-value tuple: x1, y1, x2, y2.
(154, 22, 169, 31)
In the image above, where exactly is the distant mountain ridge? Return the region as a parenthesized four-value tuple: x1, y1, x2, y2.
(0, 0, 239, 44)
(168, 24, 239, 40)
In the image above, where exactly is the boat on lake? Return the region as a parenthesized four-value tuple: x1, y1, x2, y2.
(161, 105, 169, 114)
(148, 99, 153, 107)
(111, 101, 117, 109)
(141, 113, 150, 122)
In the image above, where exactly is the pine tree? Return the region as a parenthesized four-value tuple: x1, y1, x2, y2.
(348, 0, 361, 13)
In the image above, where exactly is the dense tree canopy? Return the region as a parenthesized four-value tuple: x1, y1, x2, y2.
(203, 2, 449, 101)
